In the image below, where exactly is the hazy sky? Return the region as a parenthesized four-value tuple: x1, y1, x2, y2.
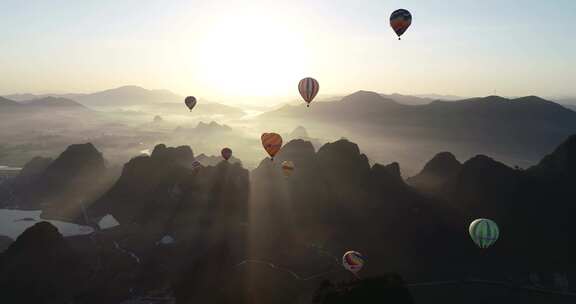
(1, 0, 575, 103)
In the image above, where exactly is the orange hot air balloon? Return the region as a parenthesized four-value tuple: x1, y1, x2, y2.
(261, 133, 283, 160)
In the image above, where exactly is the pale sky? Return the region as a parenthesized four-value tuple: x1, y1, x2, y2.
(1, 0, 575, 104)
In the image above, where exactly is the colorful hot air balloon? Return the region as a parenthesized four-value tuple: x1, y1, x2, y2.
(342, 251, 365, 275)
(469, 218, 499, 249)
(298, 77, 320, 107)
(221, 147, 232, 161)
(390, 9, 412, 40)
(261, 133, 283, 160)
(184, 96, 197, 111)
(281, 160, 295, 177)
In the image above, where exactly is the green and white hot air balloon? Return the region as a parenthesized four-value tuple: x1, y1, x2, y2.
(469, 218, 499, 249)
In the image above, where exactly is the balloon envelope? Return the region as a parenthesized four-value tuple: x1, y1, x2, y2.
(298, 77, 320, 106)
(221, 147, 232, 160)
(191, 160, 202, 170)
(342, 251, 365, 274)
(281, 160, 295, 176)
(390, 9, 412, 39)
(469, 218, 499, 249)
(184, 96, 197, 111)
(261, 133, 283, 159)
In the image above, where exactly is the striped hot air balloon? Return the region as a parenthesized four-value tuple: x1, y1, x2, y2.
(298, 77, 320, 107)
(342, 251, 365, 275)
(261, 133, 283, 161)
(469, 218, 499, 249)
(390, 9, 412, 40)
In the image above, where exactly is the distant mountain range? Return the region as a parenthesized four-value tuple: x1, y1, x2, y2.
(381, 93, 464, 105)
(3, 86, 248, 117)
(4, 85, 182, 107)
(312, 93, 461, 106)
(0, 96, 87, 111)
(413, 93, 464, 101)
(262, 91, 576, 169)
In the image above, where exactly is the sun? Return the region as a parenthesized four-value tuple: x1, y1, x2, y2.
(193, 14, 309, 99)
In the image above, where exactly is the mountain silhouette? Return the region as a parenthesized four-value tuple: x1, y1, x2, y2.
(3, 144, 113, 222)
(531, 134, 576, 177)
(70, 85, 182, 106)
(0, 96, 88, 112)
(191, 121, 233, 133)
(91, 144, 196, 224)
(1, 134, 575, 303)
(0, 157, 53, 207)
(407, 152, 461, 193)
(381, 93, 433, 105)
(0, 235, 13, 253)
(22, 96, 87, 109)
(3, 86, 246, 116)
(263, 92, 576, 170)
(0, 222, 86, 303)
(0, 96, 19, 107)
(195, 153, 241, 166)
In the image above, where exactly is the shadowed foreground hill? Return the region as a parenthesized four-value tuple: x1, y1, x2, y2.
(1, 135, 576, 303)
(0, 222, 88, 303)
(312, 275, 414, 304)
(406, 151, 461, 193)
(250, 139, 464, 283)
(408, 134, 576, 276)
(0, 143, 117, 222)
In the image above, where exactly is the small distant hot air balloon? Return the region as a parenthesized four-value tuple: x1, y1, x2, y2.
(298, 77, 320, 107)
(390, 9, 412, 40)
(281, 160, 295, 177)
(469, 218, 499, 249)
(191, 159, 202, 170)
(221, 147, 232, 161)
(261, 133, 283, 161)
(342, 251, 365, 277)
(184, 96, 197, 111)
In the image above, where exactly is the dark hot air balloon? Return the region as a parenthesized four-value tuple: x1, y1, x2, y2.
(390, 9, 412, 40)
(184, 96, 197, 111)
(221, 147, 232, 161)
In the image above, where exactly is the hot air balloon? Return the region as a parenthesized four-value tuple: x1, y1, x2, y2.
(281, 160, 295, 177)
(261, 133, 283, 160)
(390, 9, 412, 40)
(298, 77, 320, 107)
(191, 159, 202, 170)
(469, 218, 499, 249)
(342, 251, 365, 276)
(221, 147, 232, 161)
(184, 96, 197, 111)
